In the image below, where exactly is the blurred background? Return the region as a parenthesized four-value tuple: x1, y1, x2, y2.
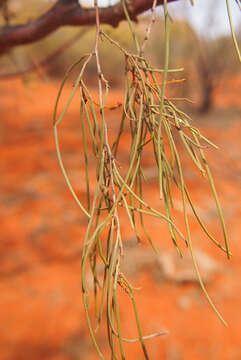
(0, 0, 241, 359)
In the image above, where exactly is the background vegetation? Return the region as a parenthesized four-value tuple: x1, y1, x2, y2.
(1, 1, 240, 112)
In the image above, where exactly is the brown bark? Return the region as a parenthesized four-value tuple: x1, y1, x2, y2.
(0, 0, 178, 54)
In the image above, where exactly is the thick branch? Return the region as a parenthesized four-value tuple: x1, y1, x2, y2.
(0, 0, 178, 54)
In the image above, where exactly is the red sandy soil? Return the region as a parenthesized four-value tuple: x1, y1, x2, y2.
(0, 78, 241, 360)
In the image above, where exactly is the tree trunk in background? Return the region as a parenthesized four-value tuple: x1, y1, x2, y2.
(197, 52, 214, 114)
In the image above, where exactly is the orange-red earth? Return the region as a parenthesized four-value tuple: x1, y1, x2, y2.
(0, 77, 241, 360)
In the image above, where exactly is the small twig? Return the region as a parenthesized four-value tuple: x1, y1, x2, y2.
(226, 0, 241, 62)
(141, 0, 157, 55)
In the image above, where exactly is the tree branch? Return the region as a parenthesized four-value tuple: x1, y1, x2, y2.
(0, 0, 178, 54)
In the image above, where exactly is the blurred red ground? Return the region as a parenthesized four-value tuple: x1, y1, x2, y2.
(0, 77, 241, 360)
